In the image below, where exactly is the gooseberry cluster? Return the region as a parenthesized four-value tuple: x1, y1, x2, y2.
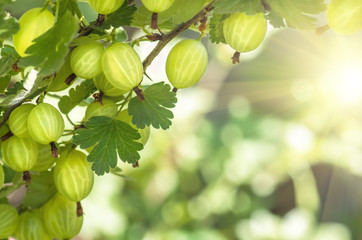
(0, 0, 360, 238)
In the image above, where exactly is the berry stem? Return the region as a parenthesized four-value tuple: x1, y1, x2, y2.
(50, 142, 58, 158)
(232, 51, 241, 64)
(132, 160, 139, 168)
(23, 171, 31, 186)
(93, 92, 104, 105)
(315, 24, 329, 36)
(1, 131, 13, 142)
(172, 87, 178, 93)
(77, 201, 83, 217)
(65, 73, 76, 85)
(96, 14, 105, 26)
(151, 12, 158, 30)
(133, 86, 145, 102)
(261, 0, 271, 11)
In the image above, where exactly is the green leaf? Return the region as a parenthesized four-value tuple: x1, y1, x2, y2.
(18, 10, 79, 75)
(58, 0, 82, 19)
(209, 14, 228, 44)
(0, 54, 17, 77)
(1, 44, 19, 59)
(132, 0, 205, 28)
(214, 0, 263, 15)
(22, 171, 57, 209)
(72, 116, 143, 175)
(267, 0, 327, 29)
(5, 80, 24, 96)
(70, 34, 105, 47)
(0, 75, 11, 93)
(166, 0, 206, 24)
(128, 82, 177, 130)
(58, 79, 96, 114)
(89, 2, 137, 31)
(0, 12, 18, 40)
(0, 70, 46, 108)
(0, 0, 19, 40)
(114, 27, 128, 42)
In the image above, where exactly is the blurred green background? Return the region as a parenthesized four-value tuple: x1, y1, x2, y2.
(5, 0, 362, 239)
(81, 25, 362, 240)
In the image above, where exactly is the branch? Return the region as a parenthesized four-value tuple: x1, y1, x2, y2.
(142, 0, 216, 71)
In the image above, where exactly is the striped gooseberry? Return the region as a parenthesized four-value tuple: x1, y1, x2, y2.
(2, 136, 39, 172)
(27, 103, 65, 144)
(141, 0, 176, 13)
(0, 204, 19, 239)
(326, 0, 362, 34)
(14, 211, 52, 240)
(54, 150, 94, 202)
(12, 8, 54, 57)
(88, 0, 125, 14)
(223, 12, 267, 53)
(102, 42, 143, 91)
(8, 103, 35, 138)
(116, 109, 150, 145)
(70, 42, 103, 79)
(43, 194, 83, 239)
(165, 39, 208, 89)
(31, 144, 56, 172)
(83, 97, 118, 122)
(94, 73, 127, 97)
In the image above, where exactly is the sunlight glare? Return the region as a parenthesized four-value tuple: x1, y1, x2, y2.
(319, 62, 362, 106)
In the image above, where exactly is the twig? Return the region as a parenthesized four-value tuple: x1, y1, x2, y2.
(141, 0, 216, 72)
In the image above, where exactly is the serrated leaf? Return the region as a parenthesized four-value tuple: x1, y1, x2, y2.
(214, 0, 263, 15)
(0, 54, 17, 77)
(128, 82, 177, 130)
(1, 44, 19, 58)
(58, 79, 96, 114)
(22, 171, 57, 209)
(5, 80, 24, 96)
(132, 0, 205, 29)
(267, 0, 327, 29)
(18, 10, 79, 75)
(89, 2, 137, 31)
(58, 0, 82, 19)
(73, 116, 143, 175)
(0, 12, 19, 40)
(0, 0, 19, 41)
(70, 34, 105, 47)
(0, 69, 46, 108)
(209, 14, 228, 44)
